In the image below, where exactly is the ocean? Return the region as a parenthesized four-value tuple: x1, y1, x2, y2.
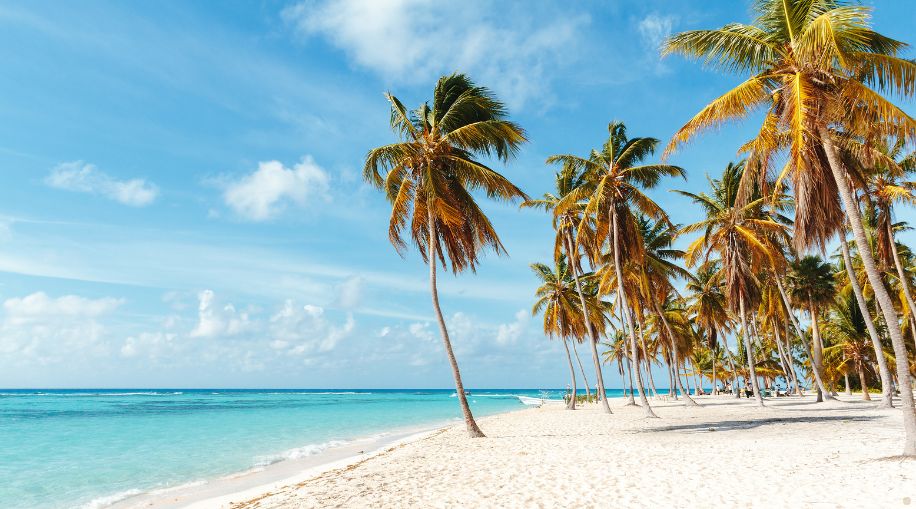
(0, 388, 623, 509)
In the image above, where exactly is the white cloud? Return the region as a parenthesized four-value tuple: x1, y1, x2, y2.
(223, 156, 330, 221)
(0, 292, 123, 362)
(270, 300, 355, 355)
(189, 289, 254, 338)
(638, 13, 676, 52)
(496, 309, 529, 345)
(45, 161, 159, 206)
(120, 331, 177, 359)
(335, 276, 363, 309)
(283, 0, 588, 109)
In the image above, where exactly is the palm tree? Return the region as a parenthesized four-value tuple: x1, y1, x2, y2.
(524, 168, 605, 409)
(686, 261, 740, 397)
(364, 74, 527, 438)
(823, 289, 878, 401)
(553, 121, 685, 417)
(678, 161, 789, 406)
(786, 255, 838, 402)
(664, 0, 916, 455)
(531, 257, 598, 410)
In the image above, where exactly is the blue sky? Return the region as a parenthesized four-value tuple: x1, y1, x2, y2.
(0, 0, 913, 388)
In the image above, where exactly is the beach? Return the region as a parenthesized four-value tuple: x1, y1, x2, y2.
(125, 394, 916, 509)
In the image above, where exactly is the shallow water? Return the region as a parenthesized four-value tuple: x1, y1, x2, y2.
(0, 388, 592, 508)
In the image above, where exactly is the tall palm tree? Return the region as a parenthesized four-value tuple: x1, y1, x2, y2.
(524, 168, 606, 410)
(686, 261, 740, 397)
(364, 74, 527, 438)
(664, 0, 916, 455)
(531, 257, 599, 410)
(787, 255, 838, 401)
(678, 161, 789, 406)
(554, 121, 685, 417)
(823, 289, 878, 401)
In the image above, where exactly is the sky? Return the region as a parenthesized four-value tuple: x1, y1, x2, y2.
(0, 0, 913, 389)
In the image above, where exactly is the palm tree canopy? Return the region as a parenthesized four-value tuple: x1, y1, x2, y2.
(663, 0, 916, 252)
(364, 73, 529, 273)
(787, 254, 838, 309)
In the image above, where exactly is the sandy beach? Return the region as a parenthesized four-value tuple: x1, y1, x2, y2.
(133, 394, 916, 509)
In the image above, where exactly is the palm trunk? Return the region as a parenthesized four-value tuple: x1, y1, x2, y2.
(718, 328, 741, 399)
(635, 315, 659, 398)
(840, 232, 894, 408)
(784, 320, 803, 396)
(652, 298, 698, 406)
(858, 362, 871, 401)
(809, 298, 828, 403)
(887, 222, 916, 352)
(844, 371, 852, 396)
(427, 209, 484, 438)
(773, 327, 794, 392)
(564, 232, 612, 413)
(624, 355, 636, 405)
(775, 277, 832, 398)
(712, 352, 718, 395)
(611, 207, 656, 418)
(739, 295, 764, 406)
(821, 127, 916, 456)
(571, 340, 592, 400)
(562, 338, 577, 410)
(667, 356, 678, 398)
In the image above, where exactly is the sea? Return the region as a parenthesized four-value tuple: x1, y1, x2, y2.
(0, 388, 632, 509)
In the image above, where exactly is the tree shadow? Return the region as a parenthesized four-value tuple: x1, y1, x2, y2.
(640, 414, 880, 433)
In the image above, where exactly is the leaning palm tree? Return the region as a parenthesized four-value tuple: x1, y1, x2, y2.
(664, 0, 916, 455)
(364, 73, 527, 437)
(686, 260, 740, 398)
(554, 121, 685, 418)
(786, 255, 838, 402)
(678, 161, 789, 406)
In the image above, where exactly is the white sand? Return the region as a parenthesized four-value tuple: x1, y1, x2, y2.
(166, 395, 916, 508)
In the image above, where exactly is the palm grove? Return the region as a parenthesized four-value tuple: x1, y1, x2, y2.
(363, 0, 916, 456)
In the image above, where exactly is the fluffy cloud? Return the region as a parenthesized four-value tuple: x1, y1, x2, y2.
(496, 309, 529, 346)
(45, 161, 159, 206)
(189, 289, 254, 338)
(0, 292, 123, 362)
(335, 276, 363, 309)
(283, 0, 587, 109)
(270, 300, 355, 354)
(223, 156, 330, 221)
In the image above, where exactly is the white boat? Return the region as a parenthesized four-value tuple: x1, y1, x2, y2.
(517, 395, 543, 406)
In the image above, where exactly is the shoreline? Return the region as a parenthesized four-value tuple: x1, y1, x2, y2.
(181, 394, 914, 508)
(108, 402, 542, 509)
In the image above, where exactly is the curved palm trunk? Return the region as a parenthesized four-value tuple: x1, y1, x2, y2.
(809, 298, 829, 403)
(840, 233, 894, 407)
(844, 371, 853, 396)
(822, 128, 916, 456)
(887, 223, 916, 352)
(611, 207, 656, 417)
(564, 233, 612, 413)
(858, 361, 871, 401)
(667, 357, 678, 399)
(571, 340, 592, 400)
(562, 338, 577, 410)
(773, 327, 795, 393)
(739, 295, 764, 406)
(427, 210, 484, 438)
(774, 277, 833, 399)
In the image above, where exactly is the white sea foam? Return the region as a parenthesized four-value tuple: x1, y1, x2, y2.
(253, 439, 349, 467)
(80, 488, 143, 509)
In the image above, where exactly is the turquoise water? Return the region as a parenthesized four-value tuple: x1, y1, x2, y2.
(0, 388, 603, 509)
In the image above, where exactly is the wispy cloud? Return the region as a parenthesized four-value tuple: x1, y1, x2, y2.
(45, 161, 159, 206)
(637, 13, 677, 73)
(221, 156, 331, 221)
(282, 0, 589, 110)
